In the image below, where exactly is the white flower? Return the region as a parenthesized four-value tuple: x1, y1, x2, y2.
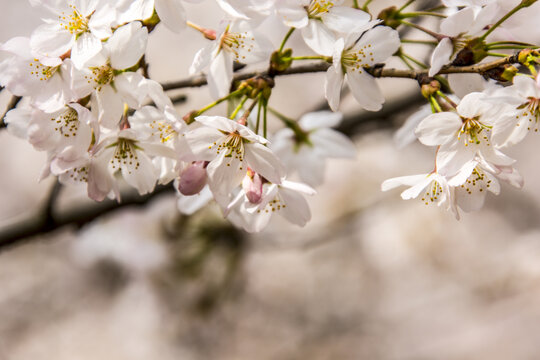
(325, 25, 400, 111)
(415, 92, 514, 176)
(30, 0, 117, 69)
(183, 116, 285, 200)
(271, 111, 356, 187)
(226, 172, 316, 232)
(275, 0, 372, 56)
(382, 171, 459, 218)
(190, 21, 273, 99)
(71, 21, 149, 128)
(0, 37, 75, 113)
(489, 75, 540, 147)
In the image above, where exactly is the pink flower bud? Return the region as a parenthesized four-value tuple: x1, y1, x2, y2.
(243, 170, 263, 204)
(178, 161, 207, 196)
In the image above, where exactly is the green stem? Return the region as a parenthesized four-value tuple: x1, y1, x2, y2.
(279, 27, 295, 53)
(262, 100, 268, 138)
(398, 0, 415, 12)
(399, 20, 444, 40)
(352, 0, 359, 9)
(401, 39, 438, 46)
(291, 55, 332, 61)
(398, 53, 415, 70)
(362, 0, 373, 12)
(197, 88, 244, 115)
(436, 91, 457, 108)
(255, 96, 262, 134)
(401, 52, 428, 69)
(487, 41, 538, 47)
(400, 11, 446, 18)
(429, 96, 443, 113)
(487, 45, 534, 50)
(230, 95, 248, 119)
(479, 2, 526, 41)
(486, 52, 509, 57)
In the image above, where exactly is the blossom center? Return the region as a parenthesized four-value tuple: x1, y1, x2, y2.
(306, 0, 335, 18)
(256, 197, 286, 213)
(420, 178, 443, 205)
(220, 28, 254, 62)
(29, 59, 58, 81)
(458, 117, 492, 146)
(85, 64, 114, 90)
(517, 96, 540, 132)
(52, 107, 79, 138)
(341, 44, 374, 73)
(460, 167, 491, 195)
(110, 138, 141, 173)
(149, 120, 176, 143)
(59, 5, 89, 36)
(213, 131, 245, 160)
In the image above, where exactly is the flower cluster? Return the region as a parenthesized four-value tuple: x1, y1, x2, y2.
(1, 0, 539, 230)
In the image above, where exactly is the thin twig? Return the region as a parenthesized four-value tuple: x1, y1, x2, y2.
(1, 96, 22, 129)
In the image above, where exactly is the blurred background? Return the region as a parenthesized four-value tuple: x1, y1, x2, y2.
(2, 1, 540, 359)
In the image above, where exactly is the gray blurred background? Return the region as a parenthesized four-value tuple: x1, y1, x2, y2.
(1, 1, 540, 359)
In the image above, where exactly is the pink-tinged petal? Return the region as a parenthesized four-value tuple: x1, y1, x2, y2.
(381, 174, 429, 192)
(121, 150, 158, 195)
(278, 187, 312, 227)
(208, 50, 233, 99)
(179, 162, 207, 195)
(355, 25, 400, 64)
(244, 143, 285, 185)
(299, 110, 343, 130)
(429, 38, 453, 76)
(30, 23, 74, 58)
(71, 32, 102, 69)
(415, 112, 461, 146)
(311, 128, 356, 158)
(346, 70, 384, 112)
(301, 20, 335, 56)
(88, 152, 114, 201)
(177, 185, 213, 215)
(107, 22, 148, 70)
(322, 6, 370, 34)
(440, 7, 474, 36)
(325, 65, 344, 111)
(155, 0, 186, 33)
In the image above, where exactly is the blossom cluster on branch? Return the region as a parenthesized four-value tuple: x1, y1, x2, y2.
(0, 0, 539, 231)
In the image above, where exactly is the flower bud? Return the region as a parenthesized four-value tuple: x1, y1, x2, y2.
(178, 161, 207, 196)
(377, 6, 401, 29)
(485, 64, 518, 82)
(183, 110, 198, 125)
(421, 80, 440, 98)
(521, 0, 537, 7)
(243, 170, 263, 204)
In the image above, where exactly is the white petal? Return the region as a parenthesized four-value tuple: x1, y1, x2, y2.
(189, 43, 216, 74)
(121, 150, 158, 195)
(322, 6, 371, 34)
(325, 65, 344, 111)
(208, 50, 233, 99)
(71, 32, 102, 69)
(346, 70, 384, 112)
(440, 7, 474, 36)
(301, 20, 335, 56)
(381, 174, 429, 192)
(155, 0, 186, 33)
(244, 143, 285, 185)
(415, 112, 461, 146)
(299, 110, 343, 130)
(177, 185, 213, 215)
(354, 25, 400, 64)
(30, 23, 73, 58)
(311, 128, 356, 158)
(107, 22, 148, 70)
(429, 38, 453, 77)
(279, 187, 312, 227)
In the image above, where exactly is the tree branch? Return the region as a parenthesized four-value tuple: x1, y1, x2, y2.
(0, 95, 22, 129)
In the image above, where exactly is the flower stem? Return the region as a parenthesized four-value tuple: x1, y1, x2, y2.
(197, 88, 244, 115)
(362, 0, 373, 12)
(230, 95, 248, 119)
(291, 55, 332, 62)
(400, 11, 446, 19)
(479, 2, 526, 41)
(486, 52, 509, 58)
(399, 20, 445, 41)
(263, 100, 268, 138)
(398, 0, 415, 12)
(436, 91, 457, 108)
(279, 28, 295, 53)
(401, 52, 428, 69)
(429, 95, 443, 113)
(255, 96, 262, 134)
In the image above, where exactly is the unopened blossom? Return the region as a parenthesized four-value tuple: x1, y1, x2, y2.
(275, 0, 373, 56)
(183, 116, 285, 201)
(189, 21, 273, 99)
(271, 111, 356, 187)
(30, 0, 117, 69)
(415, 92, 514, 176)
(325, 24, 400, 111)
(0, 37, 75, 113)
(226, 174, 316, 233)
